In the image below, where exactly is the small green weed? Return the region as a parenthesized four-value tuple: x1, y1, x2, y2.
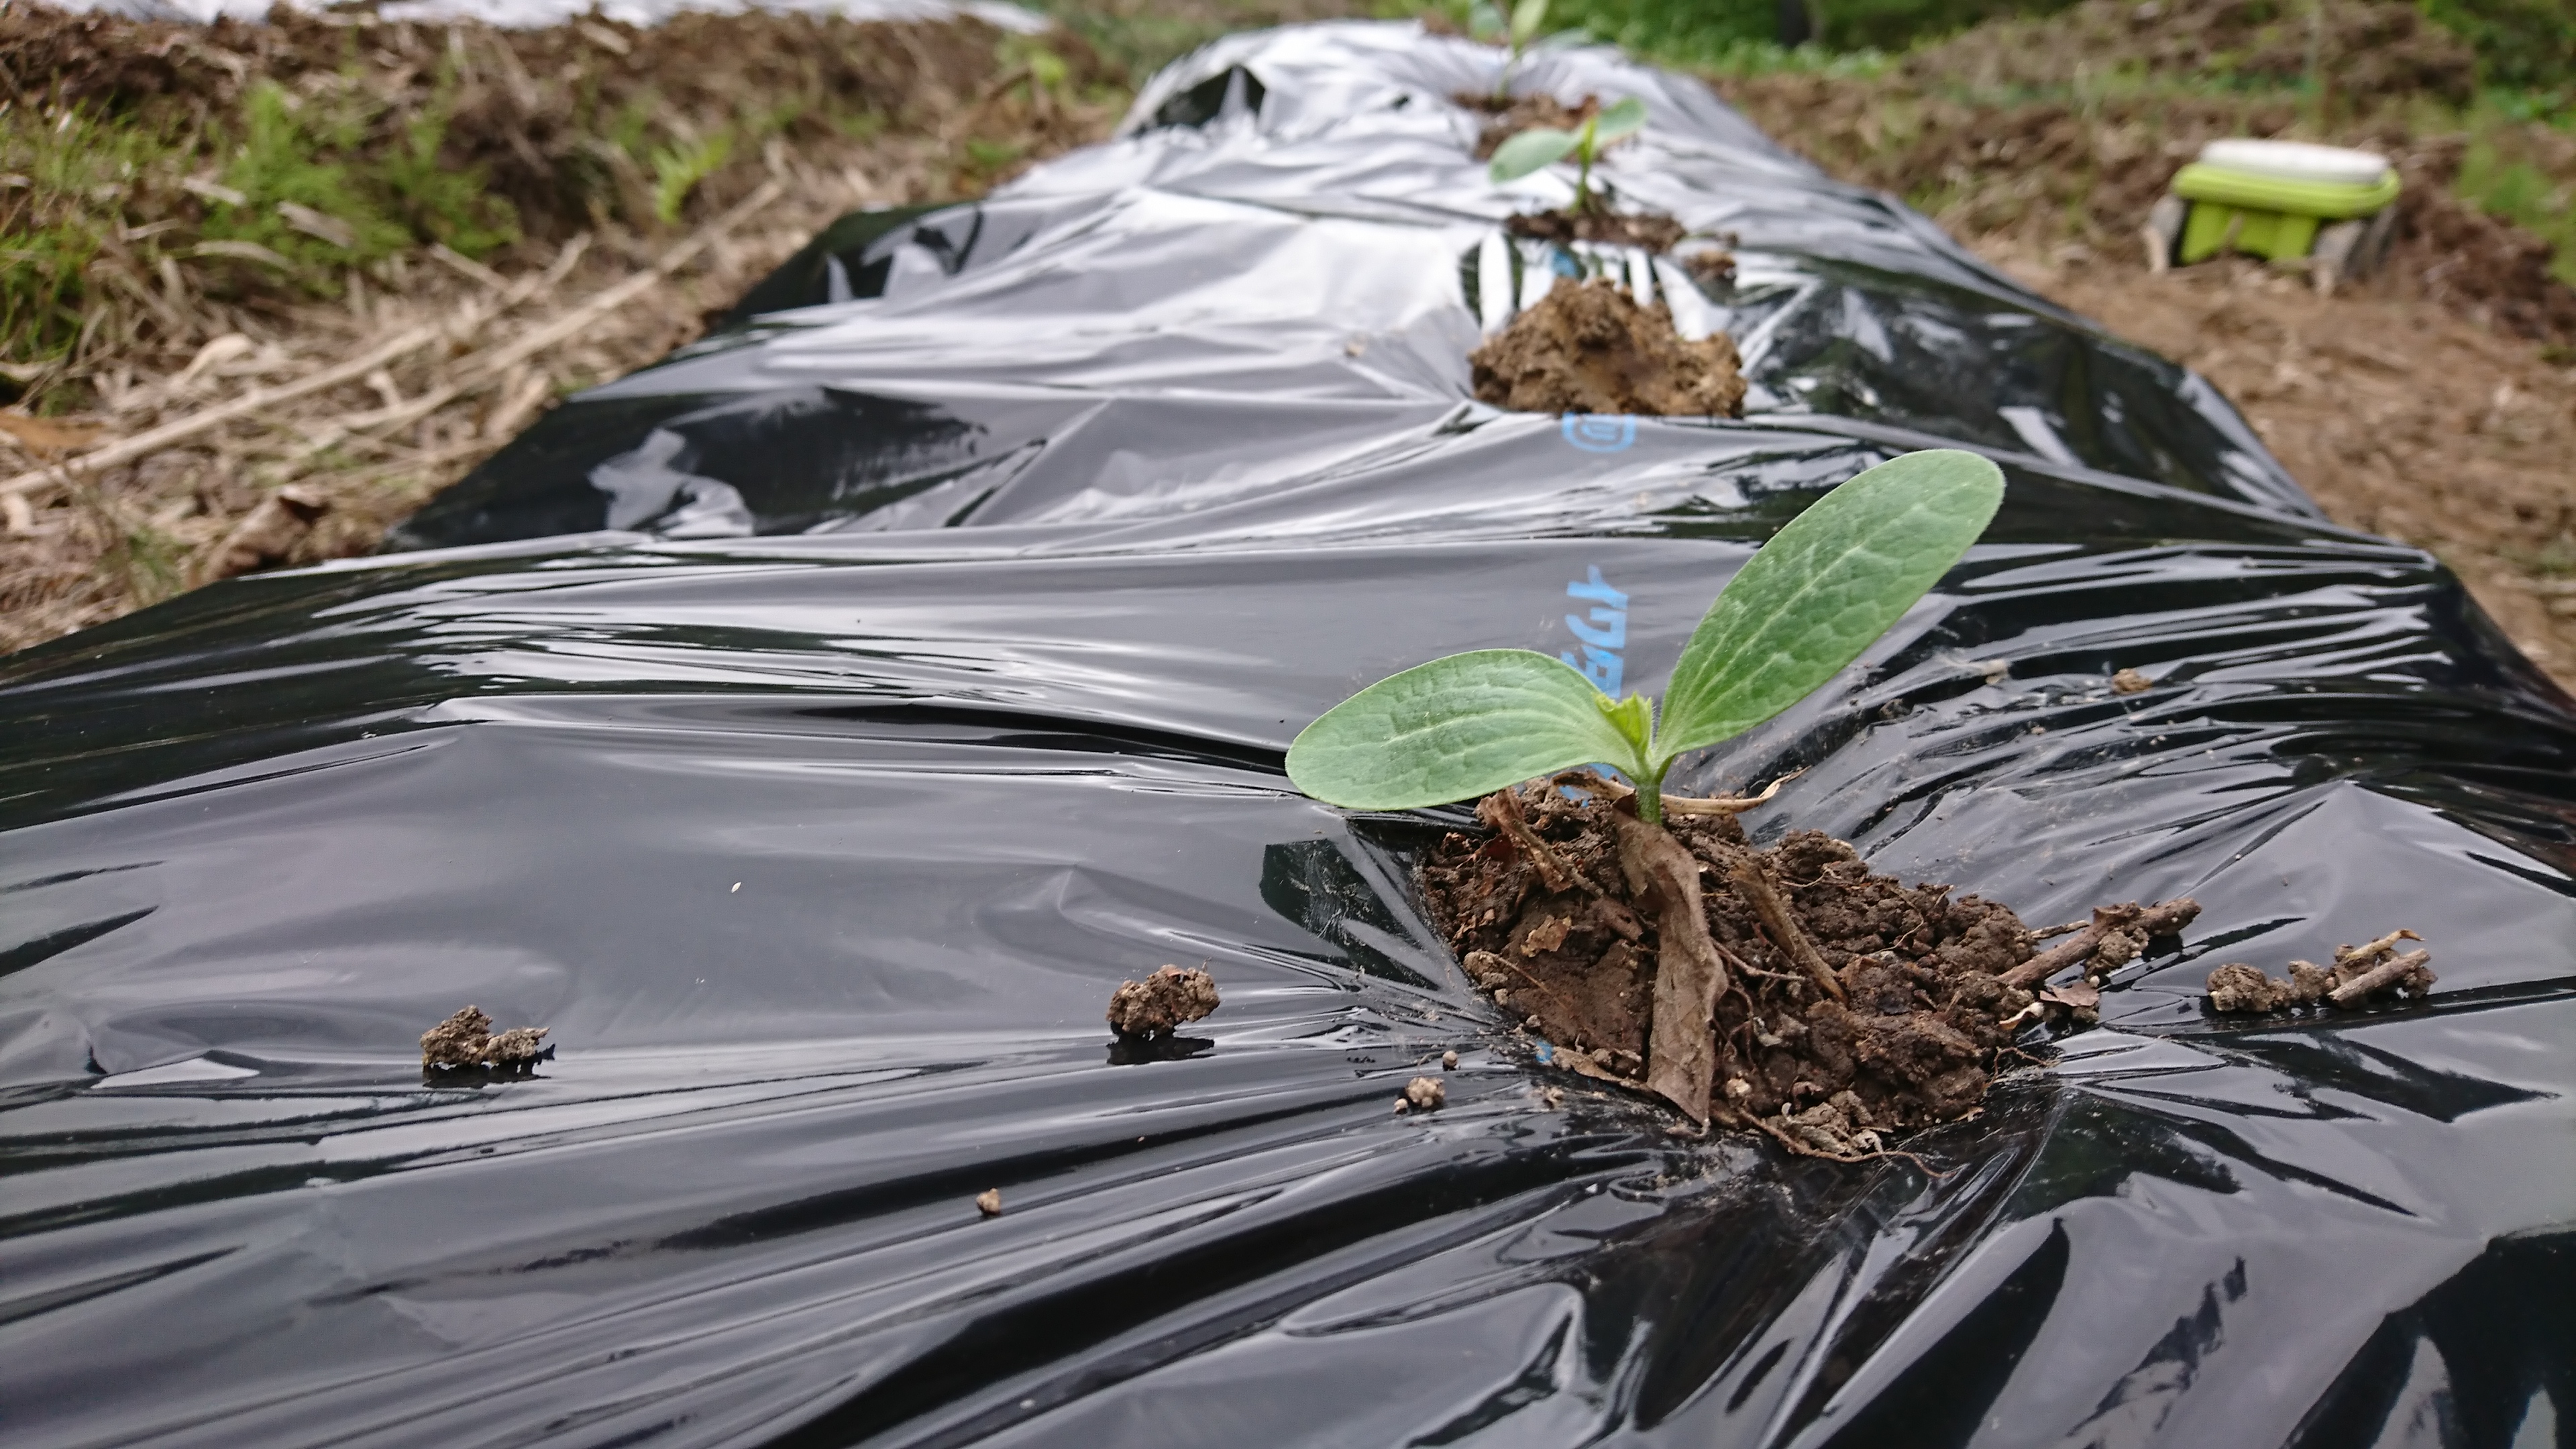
(1466, 0, 1558, 99)
(649, 130, 734, 224)
(0, 105, 195, 372)
(374, 73, 521, 258)
(960, 136, 1029, 182)
(205, 82, 411, 270)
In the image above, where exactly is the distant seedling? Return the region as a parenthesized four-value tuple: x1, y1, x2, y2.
(1285, 449, 2005, 824)
(1468, 0, 1554, 101)
(1487, 94, 1646, 215)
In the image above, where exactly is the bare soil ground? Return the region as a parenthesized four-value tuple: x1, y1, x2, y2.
(0, 4, 1121, 651)
(1980, 241, 2576, 680)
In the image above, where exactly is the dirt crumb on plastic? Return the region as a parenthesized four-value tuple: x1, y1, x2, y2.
(420, 1006, 551, 1070)
(1442, 1050, 1460, 1070)
(1404, 1076, 1446, 1111)
(2110, 667, 2151, 694)
(2207, 929, 2432, 1012)
(1471, 279, 1746, 418)
(1106, 965, 1220, 1037)
(975, 1189, 1002, 1218)
(1679, 247, 1738, 288)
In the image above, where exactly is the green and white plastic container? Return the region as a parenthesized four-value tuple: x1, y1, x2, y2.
(2172, 139, 2398, 262)
(2146, 139, 2401, 289)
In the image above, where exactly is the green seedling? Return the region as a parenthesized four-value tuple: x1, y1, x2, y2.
(1469, 0, 1552, 101)
(1487, 94, 1646, 215)
(1286, 449, 2005, 825)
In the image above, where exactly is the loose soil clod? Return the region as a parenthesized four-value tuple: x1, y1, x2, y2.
(1106, 965, 1220, 1037)
(1420, 775, 2210, 1158)
(2206, 928, 2434, 1012)
(1401, 1075, 1446, 1112)
(1996, 897, 2202, 989)
(975, 1188, 1002, 1217)
(1470, 278, 1747, 417)
(419, 1005, 551, 1070)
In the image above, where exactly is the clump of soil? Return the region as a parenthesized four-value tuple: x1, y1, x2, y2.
(1458, 92, 1597, 160)
(1678, 247, 1739, 288)
(1418, 777, 2200, 1157)
(1470, 278, 1747, 417)
(1106, 965, 1221, 1036)
(2206, 928, 2434, 1012)
(1395, 1075, 1446, 1112)
(419, 1006, 551, 1070)
(1505, 209, 1688, 253)
(2000, 898, 2202, 991)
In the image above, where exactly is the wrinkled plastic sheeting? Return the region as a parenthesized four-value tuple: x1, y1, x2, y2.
(5, 21, 2575, 1449)
(52, 0, 1044, 32)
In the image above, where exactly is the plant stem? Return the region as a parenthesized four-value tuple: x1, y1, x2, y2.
(1633, 762, 1665, 824)
(1572, 118, 1599, 215)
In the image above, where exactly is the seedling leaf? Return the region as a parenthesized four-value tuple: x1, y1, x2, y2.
(1286, 649, 1645, 810)
(1488, 126, 1577, 182)
(1655, 449, 2004, 762)
(1509, 0, 1548, 44)
(1593, 95, 1648, 142)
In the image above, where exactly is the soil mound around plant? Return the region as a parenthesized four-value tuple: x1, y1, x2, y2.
(1422, 784, 2057, 1153)
(1470, 278, 1746, 417)
(1504, 209, 1687, 253)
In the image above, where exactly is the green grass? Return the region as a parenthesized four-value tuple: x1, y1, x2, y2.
(2459, 99, 2576, 283)
(2419, 0, 2576, 92)
(1542, 0, 2575, 89)
(202, 82, 422, 270)
(1, 66, 527, 389)
(0, 107, 142, 370)
(1541, 0, 2055, 61)
(649, 131, 734, 224)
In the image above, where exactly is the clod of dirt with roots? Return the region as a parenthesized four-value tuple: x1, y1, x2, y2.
(1470, 278, 1746, 417)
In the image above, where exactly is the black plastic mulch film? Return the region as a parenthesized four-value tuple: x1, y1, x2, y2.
(3, 23, 2572, 1449)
